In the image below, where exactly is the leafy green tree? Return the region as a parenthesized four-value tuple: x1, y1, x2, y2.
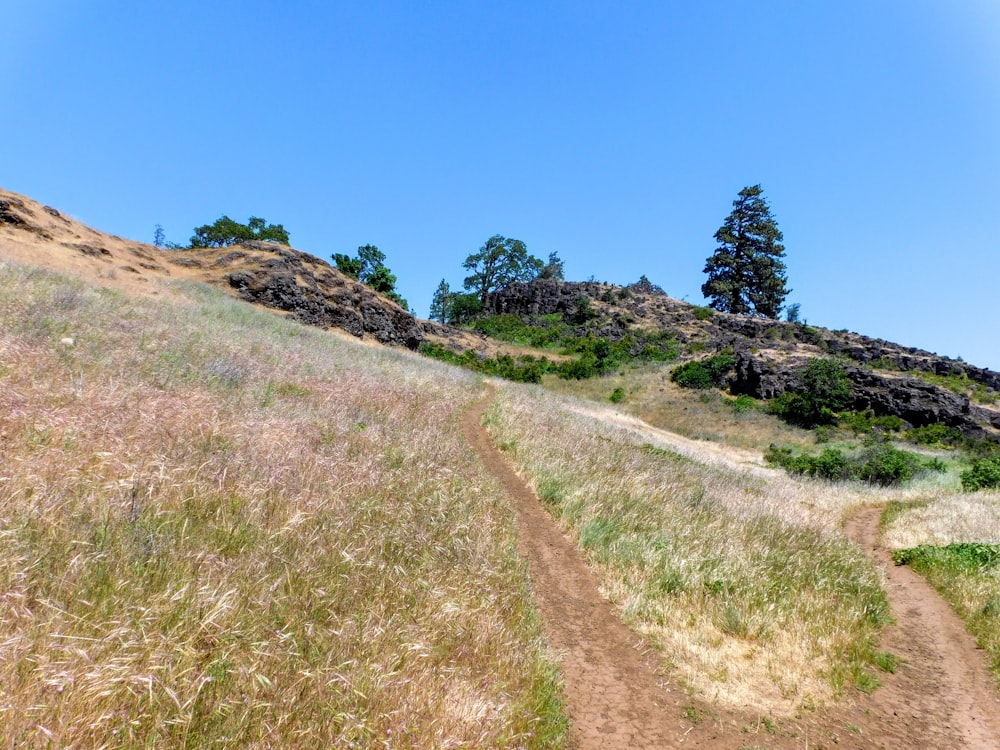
(190, 215, 289, 248)
(702, 185, 789, 317)
(333, 245, 408, 310)
(447, 293, 484, 324)
(463, 235, 544, 305)
(539, 251, 565, 280)
(769, 357, 854, 426)
(332, 253, 363, 279)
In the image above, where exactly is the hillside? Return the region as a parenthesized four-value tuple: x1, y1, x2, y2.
(0, 189, 424, 348)
(2, 188, 1000, 748)
(484, 279, 1000, 443)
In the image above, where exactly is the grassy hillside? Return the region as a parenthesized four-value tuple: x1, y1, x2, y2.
(0, 262, 565, 748)
(3, 244, 999, 745)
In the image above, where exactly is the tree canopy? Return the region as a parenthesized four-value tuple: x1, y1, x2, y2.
(189, 215, 289, 248)
(702, 185, 789, 318)
(333, 245, 408, 310)
(463, 235, 543, 305)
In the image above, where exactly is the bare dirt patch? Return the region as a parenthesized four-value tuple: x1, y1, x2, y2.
(844, 506, 1000, 749)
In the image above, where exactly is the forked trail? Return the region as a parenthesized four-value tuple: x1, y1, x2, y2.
(463, 387, 1000, 749)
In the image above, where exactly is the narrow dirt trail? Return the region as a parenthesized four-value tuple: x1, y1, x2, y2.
(463, 387, 1000, 748)
(462, 390, 697, 748)
(844, 506, 1000, 750)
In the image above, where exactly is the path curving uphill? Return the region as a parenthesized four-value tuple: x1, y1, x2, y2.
(462, 389, 692, 748)
(845, 506, 1000, 750)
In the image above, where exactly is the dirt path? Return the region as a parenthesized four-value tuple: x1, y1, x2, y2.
(844, 506, 1000, 750)
(463, 388, 1000, 748)
(463, 390, 694, 748)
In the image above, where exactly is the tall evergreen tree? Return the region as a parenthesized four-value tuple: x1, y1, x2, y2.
(702, 185, 789, 318)
(429, 279, 452, 322)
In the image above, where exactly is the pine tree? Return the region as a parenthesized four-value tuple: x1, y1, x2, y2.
(702, 185, 789, 318)
(429, 279, 452, 323)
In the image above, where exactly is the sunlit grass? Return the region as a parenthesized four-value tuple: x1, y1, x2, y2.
(882, 495, 1000, 689)
(0, 262, 566, 748)
(484, 383, 892, 714)
(542, 365, 815, 452)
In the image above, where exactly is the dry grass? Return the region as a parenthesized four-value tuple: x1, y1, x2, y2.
(543, 365, 815, 452)
(881, 492, 1000, 687)
(882, 493, 1000, 549)
(0, 262, 566, 748)
(484, 383, 895, 715)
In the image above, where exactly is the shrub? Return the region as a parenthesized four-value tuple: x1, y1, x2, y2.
(856, 445, 923, 487)
(768, 358, 853, 427)
(765, 443, 945, 486)
(907, 423, 964, 448)
(569, 296, 597, 324)
(961, 457, 1000, 491)
(730, 395, 757, 413)
(838, 410, 904, 436)
(609, 387, 625, 403)
(692, 305, 713, 321)
(670, 351, 736, 390)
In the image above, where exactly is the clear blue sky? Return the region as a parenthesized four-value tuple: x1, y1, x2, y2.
(3, 1, 998, 370)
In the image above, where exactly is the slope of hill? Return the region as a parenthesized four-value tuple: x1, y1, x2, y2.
(3, 189, 999, 748)
(0, 188, 423, 348)
(486, 278, 1000, 442)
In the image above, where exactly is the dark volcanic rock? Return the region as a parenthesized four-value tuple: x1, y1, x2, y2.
(223, 244, 423, 349)
(487, 279, 611, 316)
(729, 350, 994, 440)
(0, 198, 28, 226)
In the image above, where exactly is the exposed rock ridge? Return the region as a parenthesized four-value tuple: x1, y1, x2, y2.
(486, 278, 1000, 441)
(169, 242, 424, 349)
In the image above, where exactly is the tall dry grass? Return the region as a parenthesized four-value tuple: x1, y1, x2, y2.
(485, 383, 896, 715)
(0, 263, 566, 748)
(543, 365, 816, 452)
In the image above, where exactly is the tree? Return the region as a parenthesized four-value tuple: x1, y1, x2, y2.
(463, 235, 544, 305)
(702, 185, 789, 318)
(189, 215, 289, 248)
(539, 251, 565, 280)
(333, 245, 408, 310)
(429, 279, 452, 322)
(153, 224, 165, 248)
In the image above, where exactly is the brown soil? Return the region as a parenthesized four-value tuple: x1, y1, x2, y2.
(463, 388, 1000, 749)
(843, 506, 1000, 750)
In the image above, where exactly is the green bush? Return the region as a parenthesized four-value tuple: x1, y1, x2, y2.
(961, 457, 1000, 491)
(768, 358, 854, 427)
(893, 543, 1000, 571)
(730, 395, 757, 413)
(670, 351, 736, 390)
(838, 410, 904, 436)
(692, 305, 713, 321)
(856, 445, 923, 486)
(765, 443, 944, 487)
(609, 387, 625, 403)
(907, 423, 964, 448)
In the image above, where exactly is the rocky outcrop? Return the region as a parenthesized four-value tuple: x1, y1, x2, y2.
(485, 277, 1000, 441)
(487, 279, 610, 316)
(729, 349, 996, 440)
(196, 243, 423, 349)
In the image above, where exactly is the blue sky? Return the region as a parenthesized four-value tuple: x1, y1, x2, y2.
(3, 1, 998, 369)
